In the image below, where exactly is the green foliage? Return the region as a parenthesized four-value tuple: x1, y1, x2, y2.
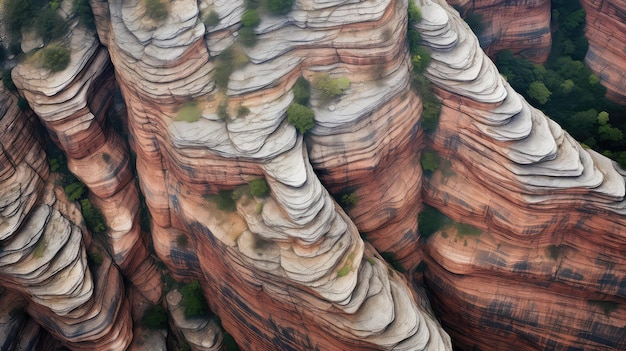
(35, 8, 69, 42)
(239, 27, 257, 47)
(287, 103, 315, 134)
(204, 10, 221, 27)
(65, 182, 86, 201)
(336, 264, 350, 277)
(241, 9, 260, 27)
(175, 102, 202, 122)
(73, 0, 96, 30)
(411, 46, 431, 73)
(237, 105, 250, 118)
(87, 250, 103, 266)
(420, 150, 440, 173)
(214, 61, 232, 90)
(527, 81, 551, 105)
(17, 98, 30, 111)
(380, 251, 406, 273)
(141, 305, 168, 329)
(312, 73, 350, 102)
(214, 190, 237, 211)
(248, 178, 269, 197)
(145, 0, 168, 21)
(415, 261, 428, 272)
(266, 0, 294, 15)
(32, 238, 47, 258)
(422, 101, 441, 132)
(80, 198, 107, 234)
(559, 79, 575, 94)
(293, 76, 311, 105)
(407, 1, 422, 23)
(2, 0, 47, 42)
(40, 46, 71, 72)
(367, 257, 375, 265)
(214, 47, 249, 90)
(546, 244, 562, 260)
(102, 153, 111, 163)
(3, 70, 17, 92)
(453, 222, 482, 237)
(176, 235, 188, 247)
(217, 100, 230, 121)
(407, 29, 422, 53)
(340, 192, 358, 209)
(464, 12, 484, 36)
(181, 280, 209, 318)
(418, 205, 447, 239)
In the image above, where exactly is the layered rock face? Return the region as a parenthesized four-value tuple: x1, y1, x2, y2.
(2, 0, 625, 350)
(93, 0, 450, 349)
(0, 89, 132, 349)
(414, 1, 626, 350)
(581, 0, 626, 104)
(445, 0, 552, 62)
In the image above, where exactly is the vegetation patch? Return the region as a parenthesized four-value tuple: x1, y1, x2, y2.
(293, 76, 311, 105)
(175, 102, 202, 122)
(417, 205, 448, 239)
(141, 305, 168, 329)
(81, 198, 107, 235)
(420, 150, 440, 173)
(181, 280, 209, 318)
(287, 103, 315, 134)
(176, 234, 188, 247)
(39, 46, 71, 72)
(65, 182, 86, 201)
(266, 0, 294, 15)
(206, 190, 238, 212)
(546, 244, 563, 260)
(32, 238, 47, 258)
(145, 0, 168, 21)
(204, 10, 220, 28)
(452, 222, 482, 237)
(248, 178, 269, 197)
(237, 105, 250, 118)
(73, 0, 95, 29)
(312, 73, 350, 103)
(213, 46, 249, 90)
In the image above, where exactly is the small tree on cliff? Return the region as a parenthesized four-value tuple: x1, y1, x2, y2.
(287, 103, 315, 134)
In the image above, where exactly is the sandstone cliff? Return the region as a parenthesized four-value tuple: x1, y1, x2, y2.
(581, 0, 626, 105)
(445, 0, 552, 62)
(0, 0, 624, 350)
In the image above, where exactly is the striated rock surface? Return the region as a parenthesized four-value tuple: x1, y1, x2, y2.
(96, 0, 450, 349)
(0, 89, 133, 350)
(12, 22, 162, 305)
(445, 0, 552, 62)
(1, 0, 625, 349)
(581, 0, 626, 105)
(414, 0, 626, 349)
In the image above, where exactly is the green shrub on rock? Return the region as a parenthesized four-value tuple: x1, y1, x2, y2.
(312, 73, 350, 102)
(293, 76, 311, 105)
(287, 103, 315, 134)
(266, 0, 294, 15)
(241, 9, 260, 27)
(40, 46, 71, 72)
(145, 0, 168, 21)
(249, 178, 269, 197)
(181, 280, 209, 318)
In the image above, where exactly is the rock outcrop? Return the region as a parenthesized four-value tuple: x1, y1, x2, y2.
(0, 89, 133, 350)
(445, 0, 552, 62)
(581, 0, 626, 105)
(414, 1, 626, 349)
(1, 0, 625, 350)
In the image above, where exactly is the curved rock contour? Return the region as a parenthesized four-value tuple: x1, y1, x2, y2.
(414, 1, 626, 350)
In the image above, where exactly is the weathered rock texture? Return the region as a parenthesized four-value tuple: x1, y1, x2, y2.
(415, 0, 626, 349)
(0, 89, 132, 350)
(1, 0, 625, 350)
(581, 0, 626, 105)
(94, 0, 451, 348)
(445, 0, 552, 62)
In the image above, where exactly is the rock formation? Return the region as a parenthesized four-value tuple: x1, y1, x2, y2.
(0, 0, 624, 350)
(414, 0, 626, 349)
(0, 89, 133, 349)
(445, 0, 552, 62)
(581, 0, 626, 105)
